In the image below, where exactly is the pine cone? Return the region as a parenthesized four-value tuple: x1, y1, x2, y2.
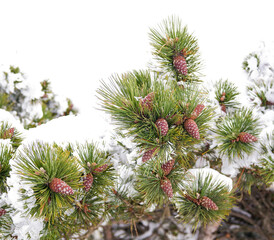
(83, 173, 93, 192)
(200, 196, 218, 210)
(239, 132, 257, 143)
(160, 178, 173, 198)
(94, 164, 108, 173)
(142, 147, 157, 162)
(184, 119, 200, 139)
(161, 159, 175, 175)
(173, 55, 188, 75)
(190, 104, 205, 119)
(220, 96, 225, 101)
(141, 92, 154, 111)
(220, 104, 226, 113)
(156, 118, 169, 136)
(49, 178, 74, 195)
(3, 128, 14, 139)
(0, 208, 6, 217)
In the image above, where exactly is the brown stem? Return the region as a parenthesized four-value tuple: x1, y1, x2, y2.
(184, 194, 200, 205)
(233, 167, 245, 190)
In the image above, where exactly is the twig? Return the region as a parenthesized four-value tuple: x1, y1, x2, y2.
(233, 167, 245, 190)
(79, 218, 105, 240)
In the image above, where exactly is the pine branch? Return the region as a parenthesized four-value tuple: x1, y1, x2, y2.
(215, 107, 261, 160)
(149, 16, 202, 82)
(15, 142, 82, 224)
(176, 172, 235, 230)
(214, 79, 240, 112)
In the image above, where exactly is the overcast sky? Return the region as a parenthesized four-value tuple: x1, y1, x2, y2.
(1, 0, 274, 114)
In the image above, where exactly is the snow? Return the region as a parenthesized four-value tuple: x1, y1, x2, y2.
(186, 168, 233, 192)
(23, 111, 113, 147)
(5, 169, 44, 240)
(0, 109, 25, 133)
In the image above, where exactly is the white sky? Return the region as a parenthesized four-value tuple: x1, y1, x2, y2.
(1, 0, 274, 114)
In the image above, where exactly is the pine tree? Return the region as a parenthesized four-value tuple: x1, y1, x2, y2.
(0, 16, 273, 240)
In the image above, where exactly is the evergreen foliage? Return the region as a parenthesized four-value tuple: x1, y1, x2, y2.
(242, 50, 274, 109)
(149, 16, 201, 82)
(176, 172, 234, 229)
(215, 108, 261, 160)
(0, 143, 12, 193)
(0, 67, 78, 129)
(214, 79, 240, 112)
(0, 121, 23, 149)
(15, 142, 82, 224)
(0, 16, 273, 240)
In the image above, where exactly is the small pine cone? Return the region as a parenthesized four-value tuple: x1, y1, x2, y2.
(200, 196, 218, 210)
(222, 92, 226, 96)
(160, 178, 173, 198)
(94, 164, 108, 173)
(83, 173, 94, 192)
(239, 132, 257, 143)
(173, 55, 188, 75)
(49, 178, 74, 195)
(220, 96, 225, 102)
(190, 104, 205, 119)
(220, 104, 226, 113)
(0, 208, 6, 217)
(142, 147, 157, 162)
(141, 92, 154, 111)
(156, 118, 169, 136)
(184, 119, 200, 139)
(3, 128, 14, 139)
(161, 159, 175, 175)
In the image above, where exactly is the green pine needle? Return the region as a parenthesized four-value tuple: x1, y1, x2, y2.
(97, 70, 214, 168)
(15, 142, 82, 224)
(135, 159, 186, 207)
(76, 142, 116, 195)
(215, 107, 261, 160)
(214, 79, 240, 108)
(0, 204, 15, 238)
(149, 16, 202, 82)
(0, 121, 23, 149)
(176, 172, 235, 230)
(259, 130, 274, 184)
(0, 143, 12, 193)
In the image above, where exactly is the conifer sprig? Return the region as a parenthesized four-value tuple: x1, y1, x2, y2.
(259, 130, 274, 184)
(0, 121, 23, 149)
(0, 205, 15, 239)
(69, 195, 105, 228)
(98, 71, 214, 167)
(176, 172, 235, 229)
(107, 187, 145, 224)
(214, 79, 240, 110)
(149, 16, 202, 82)
(236, 166, 265, 194)
(0, 143, 12, 193)
(215, 108, 261, 160)
(76, 143, 116, 195)
(135, 158, 186, 206)
(15, 142, 81, 224)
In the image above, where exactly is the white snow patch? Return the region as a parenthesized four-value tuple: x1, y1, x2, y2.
(0, 109, 25, 133)
(186, 168, 233, 192)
